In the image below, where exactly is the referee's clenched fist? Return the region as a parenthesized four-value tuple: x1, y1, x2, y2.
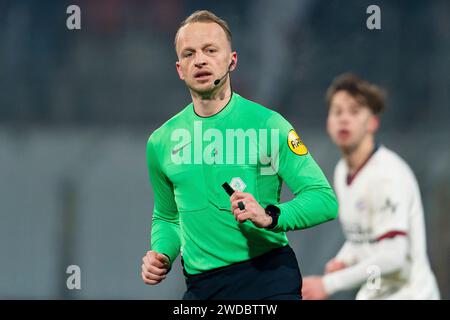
(141, 251, 170, 285)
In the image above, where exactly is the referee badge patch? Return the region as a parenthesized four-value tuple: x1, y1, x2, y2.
(287, 129, 308, 155)
(230, 177, 246, 192)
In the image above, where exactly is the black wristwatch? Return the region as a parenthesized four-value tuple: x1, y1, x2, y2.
(264, 204, 280, 230)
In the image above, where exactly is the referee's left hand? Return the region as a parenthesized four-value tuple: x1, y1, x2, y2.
(230, 191, 272, 228)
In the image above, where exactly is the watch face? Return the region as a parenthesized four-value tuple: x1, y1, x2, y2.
(266, 205, 280, 216)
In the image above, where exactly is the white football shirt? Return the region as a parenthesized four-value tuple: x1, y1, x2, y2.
(323, 145, 440, 299)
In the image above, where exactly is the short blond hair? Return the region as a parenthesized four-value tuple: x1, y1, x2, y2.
(174, 10, 232, 50)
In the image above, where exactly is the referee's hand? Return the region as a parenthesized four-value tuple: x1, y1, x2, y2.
(230, 191, 272, 228)
(141, 251, 170, 285)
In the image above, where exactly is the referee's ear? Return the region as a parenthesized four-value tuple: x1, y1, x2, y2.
(229, 52, 238, 72)
(175, 61, 185, 80)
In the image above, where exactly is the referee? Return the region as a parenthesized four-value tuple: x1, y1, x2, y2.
(141, 10, 338, 300)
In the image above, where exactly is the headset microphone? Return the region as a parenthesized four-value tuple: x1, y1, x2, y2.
(213, 61, 234, 86)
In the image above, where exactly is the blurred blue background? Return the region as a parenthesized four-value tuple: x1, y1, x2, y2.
(0, 0, 449, 299)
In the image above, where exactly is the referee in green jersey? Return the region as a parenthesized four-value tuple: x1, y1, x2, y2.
(141, 10, 338, 300)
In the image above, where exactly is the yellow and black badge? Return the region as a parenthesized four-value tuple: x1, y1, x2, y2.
(287, 129, 308, 155)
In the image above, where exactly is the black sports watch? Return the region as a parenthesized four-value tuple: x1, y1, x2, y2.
(264, 204, 280, 230)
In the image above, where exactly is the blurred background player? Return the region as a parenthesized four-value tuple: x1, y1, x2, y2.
(302, 73, 440, 300)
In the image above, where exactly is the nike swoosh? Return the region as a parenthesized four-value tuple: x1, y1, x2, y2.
(171, 141, 191, 155)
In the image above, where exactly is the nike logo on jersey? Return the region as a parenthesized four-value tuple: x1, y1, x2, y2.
(172, 141, 191, 155)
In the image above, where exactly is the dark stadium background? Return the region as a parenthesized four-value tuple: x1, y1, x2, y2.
(0, 0, 449, 299)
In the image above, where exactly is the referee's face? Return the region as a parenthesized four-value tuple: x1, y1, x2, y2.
(327, 90, 379, 152)
(175, 22, 235, 94)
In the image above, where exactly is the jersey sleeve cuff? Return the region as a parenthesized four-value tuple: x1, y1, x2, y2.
(322, 273, 341, 296)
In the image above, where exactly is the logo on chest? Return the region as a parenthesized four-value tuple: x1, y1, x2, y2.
(229, 177, 247, 192)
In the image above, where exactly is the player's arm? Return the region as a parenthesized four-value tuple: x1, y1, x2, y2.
(267, 112, 338, 232)
(326, 168, 358, 271)
(146, 135, 181, 269)
(322, 175, 409, 296)
(303, 236, 407, 299)
(325, 241, 358, 274)
(321, 238, 407, 295)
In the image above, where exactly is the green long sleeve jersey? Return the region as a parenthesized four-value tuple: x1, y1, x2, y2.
(147, 92, 338, 275)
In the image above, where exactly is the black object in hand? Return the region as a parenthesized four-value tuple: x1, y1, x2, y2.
(221, 182, 235, 196)
(222, 182, 245, 210)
